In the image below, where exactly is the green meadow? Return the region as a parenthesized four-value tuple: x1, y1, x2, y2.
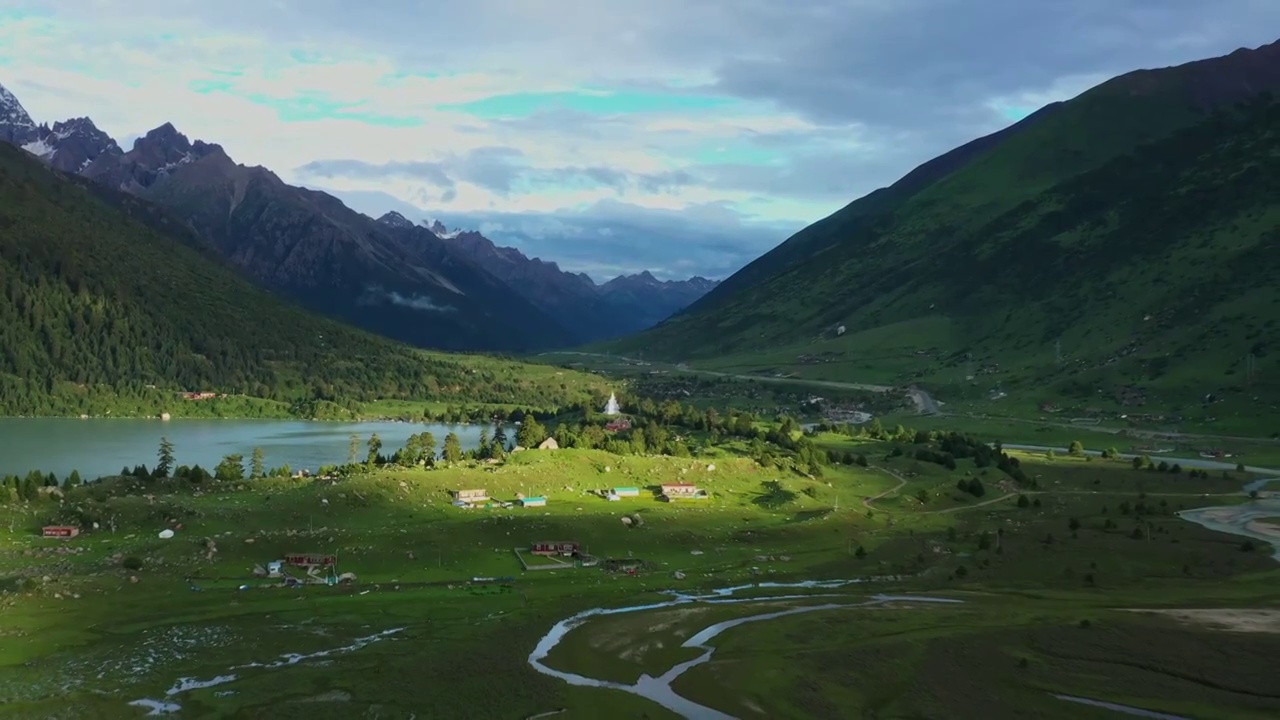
(1, 435, 1277, 718)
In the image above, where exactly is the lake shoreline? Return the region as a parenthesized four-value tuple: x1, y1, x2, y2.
(0, 414, 464, 423)
(0, 417, 506, 479)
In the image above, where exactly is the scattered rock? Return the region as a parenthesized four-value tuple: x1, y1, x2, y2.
(129, 575, 140, 584)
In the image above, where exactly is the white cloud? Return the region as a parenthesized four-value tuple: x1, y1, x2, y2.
(1, 0, 1277, 278)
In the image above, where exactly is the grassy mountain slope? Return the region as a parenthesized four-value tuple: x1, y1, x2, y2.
(679, 40, 1280, 325)
(610, 43, 1280, 418)
(614, 100, 1280, 425)
(0, 143, 607, 416)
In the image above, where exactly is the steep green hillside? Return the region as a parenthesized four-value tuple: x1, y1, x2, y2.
(612, 45, 1280, 423)
(674, 41, 1280, 325)
(0, 144, 608, 417)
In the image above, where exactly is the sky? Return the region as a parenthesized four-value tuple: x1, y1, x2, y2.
(1, 1, 1278, 281)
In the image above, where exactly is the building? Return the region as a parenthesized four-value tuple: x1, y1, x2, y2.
(530, 541, 579, 556)
(520, 496, 547, 507)
(284, 553, 337, 568)
(452, 488, 489, 503)
(605, 418, 632, 432)
(612, 487, 640, 497)
(42, 525, 79, 538)
(661, 483, 706, 500)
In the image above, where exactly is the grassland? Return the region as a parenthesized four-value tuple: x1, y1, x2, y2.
(1, 428, 1277, 719)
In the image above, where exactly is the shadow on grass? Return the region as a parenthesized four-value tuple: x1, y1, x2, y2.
(753, 480, 798, 509)
(789, 508, 834, 523)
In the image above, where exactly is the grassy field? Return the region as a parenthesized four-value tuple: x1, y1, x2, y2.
(1, 438, 1277, 718)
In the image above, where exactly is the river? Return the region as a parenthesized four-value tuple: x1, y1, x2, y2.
(0, 418, 503, 479)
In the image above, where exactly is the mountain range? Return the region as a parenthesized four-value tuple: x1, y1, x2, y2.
(0, 86, 717, 351)
(609, 38, 1280, 413)
(0, 141, 609, 417)
(389, 212, 719, 340)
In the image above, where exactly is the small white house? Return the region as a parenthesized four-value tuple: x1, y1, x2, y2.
(267, 560, 283, 576)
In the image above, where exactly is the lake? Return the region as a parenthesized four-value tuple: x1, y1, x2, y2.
(0, 418, 505, 479)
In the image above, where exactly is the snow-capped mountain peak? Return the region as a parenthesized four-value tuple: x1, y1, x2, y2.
(0, 83, 124, 172)
(423, 218, 462, 239)
(0, 83, 34, 129)
(0, 82, 38, 145)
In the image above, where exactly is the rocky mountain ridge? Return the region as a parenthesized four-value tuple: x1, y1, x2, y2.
(375, 213, 720, 341)
(0, 82, 718, 349)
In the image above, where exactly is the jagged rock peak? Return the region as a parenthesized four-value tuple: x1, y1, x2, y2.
(138, 122, 191, 151)
(0, 82, 35, 128)
(377, 211, 415, 228)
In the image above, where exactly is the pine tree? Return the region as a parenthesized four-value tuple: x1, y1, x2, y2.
(347, 434, 361, 465)
(517, 417, 546, 448)
(156, 436, 175, 478)
(419, 432, 436, 464)
(442, 433, 463, 463)
(250, 447, 265, 478)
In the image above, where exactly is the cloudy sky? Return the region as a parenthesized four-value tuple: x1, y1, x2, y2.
(1, 1, 1277, 280)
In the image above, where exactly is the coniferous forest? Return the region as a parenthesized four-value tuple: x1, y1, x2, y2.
(0, 144, 604, 417)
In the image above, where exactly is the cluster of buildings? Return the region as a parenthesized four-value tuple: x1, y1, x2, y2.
(450, 488, 546, 508)
(452, 481, 709, 509)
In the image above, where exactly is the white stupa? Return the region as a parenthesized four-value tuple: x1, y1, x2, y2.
(603, 392, 621, 416)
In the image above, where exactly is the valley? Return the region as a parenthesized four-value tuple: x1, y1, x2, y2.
(606, 42, 1280, 432)
(2, 416, 1277, 718)
(1, 12, 1278, 720)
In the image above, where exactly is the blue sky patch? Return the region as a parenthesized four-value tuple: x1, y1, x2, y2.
(999, 105, 1035, 121)
(688, 143, 779, 166)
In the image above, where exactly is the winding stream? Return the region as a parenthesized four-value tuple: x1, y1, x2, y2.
(527, 463, 1280, 719)
(527, 581, 962, 719)
(120, 454, 1276, 718)
(1177, 474, 1280, 560)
